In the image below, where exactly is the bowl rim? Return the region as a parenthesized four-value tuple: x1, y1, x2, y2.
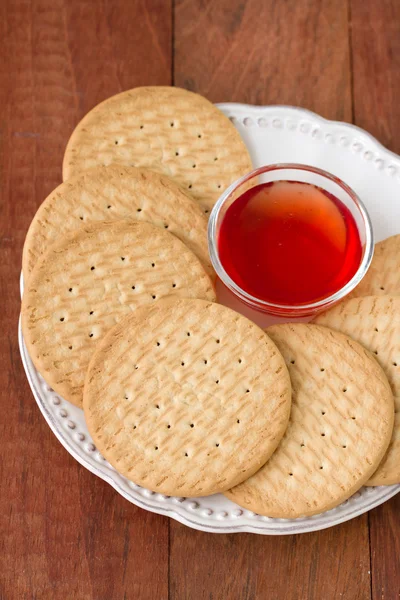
(207, 163, 374, 315)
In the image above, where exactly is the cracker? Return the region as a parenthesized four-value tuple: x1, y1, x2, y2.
(22, 165, 212, 280)
(314, 296, 400, 485)
(83, 298, 292, 497)
(21, 221, 216, 408)
(226, 323, 394, 518)
(62, 86, 253, 214)
(351, 234, 400, 298)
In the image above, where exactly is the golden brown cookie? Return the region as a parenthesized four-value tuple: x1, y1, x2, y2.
(83, 298, 292, 497)
(314, 296, 400, 485)
(226, 323, 394, 518)
(22, 221, 216, 407)
(351, 235, 400, 298)
(62, 87, 253, 213)
(22, 165, 212, 280)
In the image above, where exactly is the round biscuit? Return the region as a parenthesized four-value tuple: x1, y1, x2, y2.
(226, 323, 394, 518)
(83, 298, 292, 497)
(21, 221, 216, 407)
(350, 234, 400, 298)
(62, 86, 253, 214)
(22, 165, 212, 281)
(314, 296, 400, 485)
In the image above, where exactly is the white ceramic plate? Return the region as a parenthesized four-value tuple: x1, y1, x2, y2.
(19, 104, 400, 535)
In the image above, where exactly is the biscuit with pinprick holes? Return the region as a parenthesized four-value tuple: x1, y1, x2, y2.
(22, 165, 212, 281)
(314, 296, 400, 485)
(226, 323, 394, 518)
(21, 221, 216, 408)
(350, 234, 400, 298)
(83, 298, 291, 497)
(62, 86, 253, 214)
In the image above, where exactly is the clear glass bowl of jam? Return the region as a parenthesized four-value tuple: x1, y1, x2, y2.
(208, 164, 374, 318)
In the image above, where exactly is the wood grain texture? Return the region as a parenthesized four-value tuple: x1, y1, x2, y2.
(351, 0, 400, 153)
(2, 0, 399, 597)
(0, 0, 171, 598)
(369, 496, 400, 600)
(170, 516, 371, 600)
(352, 2, 400, 597)
(174, 0, 352, 121)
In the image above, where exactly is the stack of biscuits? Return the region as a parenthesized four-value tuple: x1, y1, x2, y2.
(21, 87, 400, 519)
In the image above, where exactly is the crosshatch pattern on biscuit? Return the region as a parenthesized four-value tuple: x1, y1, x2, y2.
(22, 165, 212, 280)
(350, 234, 400, 298)
(226, 323, 394, 518)
(62, 87, 253, 214)
(83, 298, 292, 497)
(21, 221, 216, 408)
(314, 296, 400, 486)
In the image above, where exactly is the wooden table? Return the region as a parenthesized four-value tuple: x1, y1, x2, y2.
(1, 1, 399, 598)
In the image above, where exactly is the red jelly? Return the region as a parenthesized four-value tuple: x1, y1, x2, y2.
(218, 181, 362, 306)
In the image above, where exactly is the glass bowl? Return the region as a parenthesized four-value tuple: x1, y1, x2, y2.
(208, 163, 374, 318)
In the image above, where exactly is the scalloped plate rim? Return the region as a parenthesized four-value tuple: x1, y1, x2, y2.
(19, 315, 400, 535)
(18, 103, 400, 535)
(216, 102, 400, 164)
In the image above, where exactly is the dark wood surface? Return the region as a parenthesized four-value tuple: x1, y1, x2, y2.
(1, 1, 399, 598)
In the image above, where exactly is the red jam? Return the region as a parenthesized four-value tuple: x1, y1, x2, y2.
(218, 181, 362, 306)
